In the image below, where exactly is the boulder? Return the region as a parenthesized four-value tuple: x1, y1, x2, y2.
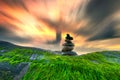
(62, 46, 74, 52)
(62, 51, 77, 56)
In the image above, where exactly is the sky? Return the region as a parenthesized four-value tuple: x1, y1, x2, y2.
(0, 0, 120, 54)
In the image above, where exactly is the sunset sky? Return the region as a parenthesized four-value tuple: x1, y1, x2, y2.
(0, 0, 120, 54)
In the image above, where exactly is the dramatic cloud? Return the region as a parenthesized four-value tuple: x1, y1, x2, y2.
(0, 25, 31, 43)
(86, 0, 120, 23)
(0, 0, 120, 53)
(76, 0, 120, 41)
(87, 20, 120, 41)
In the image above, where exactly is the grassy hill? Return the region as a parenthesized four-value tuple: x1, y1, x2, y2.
(0, 41, 120, 80)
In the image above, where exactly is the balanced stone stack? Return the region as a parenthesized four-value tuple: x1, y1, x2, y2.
(62, 34, 77, 56)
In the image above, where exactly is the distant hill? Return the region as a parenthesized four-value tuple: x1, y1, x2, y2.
(0, 40, 45, 51)
(0, 41, 16, 47)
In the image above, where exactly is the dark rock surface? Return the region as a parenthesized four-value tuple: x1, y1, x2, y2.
(65, 34, 73, 40)
(62, 51, 77, 56)
(62, 46, 74, 52)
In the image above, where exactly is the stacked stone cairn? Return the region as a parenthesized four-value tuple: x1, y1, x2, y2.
(62, 34, 77, 56)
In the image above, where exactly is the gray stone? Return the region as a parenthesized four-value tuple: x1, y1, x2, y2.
(62, 42, 74, 46)
(62, 51, 77, 56)
(62, 46, 74, 52)
(0, 50, 6, 53)
(14, 62, 30, 80)
(0, 62, 29, 80)
(30, 54, 37, 60)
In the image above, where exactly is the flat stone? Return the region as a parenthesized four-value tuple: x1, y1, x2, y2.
(62, 46, 74, 52)
(30, 54, 37, 60)
(63, 43, 74, 46)
(65, 39, 72, 43)
(62, 51, 77, 56)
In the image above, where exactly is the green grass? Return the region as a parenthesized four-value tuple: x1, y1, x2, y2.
(0, 46, 120, 80)
(23, 53, 120, 80)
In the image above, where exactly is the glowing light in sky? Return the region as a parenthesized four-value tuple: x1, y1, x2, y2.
(0, 0, 120, 54)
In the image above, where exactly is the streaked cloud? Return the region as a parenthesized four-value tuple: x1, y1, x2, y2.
(0, 0, 120, 53)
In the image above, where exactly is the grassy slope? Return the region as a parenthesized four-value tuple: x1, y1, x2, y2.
(0, 46, 120, 80)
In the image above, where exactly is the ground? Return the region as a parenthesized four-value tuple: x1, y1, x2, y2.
(0, 41, 120, 80)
